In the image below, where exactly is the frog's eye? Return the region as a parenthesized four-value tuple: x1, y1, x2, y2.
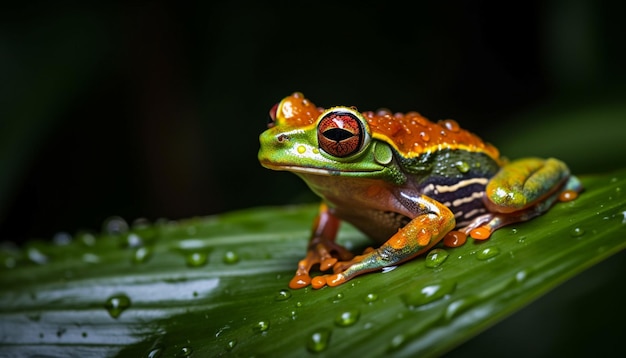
(317, 109, 369, 158)
(267, 103, 278, 128)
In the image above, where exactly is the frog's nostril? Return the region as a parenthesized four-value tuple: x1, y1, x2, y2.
(277, 134, 290, 143)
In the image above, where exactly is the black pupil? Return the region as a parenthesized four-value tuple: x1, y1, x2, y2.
(323, 128, 353, 142)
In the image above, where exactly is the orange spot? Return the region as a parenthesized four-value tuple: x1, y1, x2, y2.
(320, 257, 337, 271)
(443, 230, 467, 247)
(390, 235, 408, 249)
(289, 274, 311, 289)
(559, 189, 578, 202)
(326, 274, 347, 287)
(311, 276, 327, 289)
(417, 230, 431, 247)
(470, 226, 492, 240)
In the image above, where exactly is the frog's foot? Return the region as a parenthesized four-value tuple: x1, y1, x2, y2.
(289, 239, 354, 289)
(461, 174, 584, 240)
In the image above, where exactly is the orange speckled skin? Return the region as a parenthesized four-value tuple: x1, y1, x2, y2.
(275, 92, 501, 161)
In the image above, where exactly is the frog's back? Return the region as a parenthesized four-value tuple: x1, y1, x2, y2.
(362, 109, 501, 161)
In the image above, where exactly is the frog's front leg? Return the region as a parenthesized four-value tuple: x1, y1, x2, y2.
(462, 157, 582, 238)
(289, 203, 354, 289)
(314, 195, 456, 289)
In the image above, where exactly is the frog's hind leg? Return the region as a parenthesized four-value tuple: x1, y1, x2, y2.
(461, 158, 582, 239)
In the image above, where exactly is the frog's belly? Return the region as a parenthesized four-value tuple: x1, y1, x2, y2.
(333, 176, 491, 242)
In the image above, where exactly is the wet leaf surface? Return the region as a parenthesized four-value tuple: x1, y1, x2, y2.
(1, 169, 625, 357)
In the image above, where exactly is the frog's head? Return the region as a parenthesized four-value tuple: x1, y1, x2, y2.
(258, 93, 402, 182)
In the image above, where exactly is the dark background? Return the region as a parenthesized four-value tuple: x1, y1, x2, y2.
(1, 1, 625, 242)
(1, 1, 626, 356)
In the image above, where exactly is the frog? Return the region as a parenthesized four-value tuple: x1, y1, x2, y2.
(258, 92, 582, 290)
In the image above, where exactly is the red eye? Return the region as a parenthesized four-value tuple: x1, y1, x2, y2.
(267, 103, 278, 128)
(317, 110, 366, 157)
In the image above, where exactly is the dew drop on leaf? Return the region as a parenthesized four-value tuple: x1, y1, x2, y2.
(425, 248, 449, 268)
(476, 247, 500, 260)
(179, 346, 192, 357)
(402, 281, 456, 308)
(104, 294, 131, 318)
(253, 320, 270, 333)
(27, 247, 48, 265)
(226, 339, 237, 351)
(334, 309, 360, 327)
(570, 227, 585, 237)
(223, 250, 239, 264)
(186, 252, 208, 267)
(147, 347, 163, 358)
(102, 216, 129, 236)
(132, 247, 152, 264)
(125, 233, 143, 248)
(306, 328, 331, 353)
(329, 292, 344, 303)
(388, 333, 406, 351)
(274, 289, 292, 301)
(364, 293, 378, 303)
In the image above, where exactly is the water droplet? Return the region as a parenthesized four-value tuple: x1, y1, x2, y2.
(102, 216, 129, 236)
(186, 252, 208, 267)
(223, 250, 239, 264)
(364, 293, 379, 303)
(132, 247, 152, 264)
(570, 227, 585, 237)
(444, 296, 478, 321)
(515, 270, 528, 283)
(226, 339, 237, 351)
(329, 292, 344, 303)
(403, 280, 456, 308)
(253, 320, 270, 333)
(476, 247, 500, 260)
(124, 233, 143, 248)
(27, 247, 48, 265)
(306, 328, 331, 353)
(105, 294, 131, 318)
(52, 232, 72, 246)
(388, 333, 406, 351)
(425, 248, 449, 268)
(274, 289, 292, 301)
(147, 347, 163, 358)
(334, 310, 360, 327)
(455, 161, 470, 173)
(178, 347, 192, 357)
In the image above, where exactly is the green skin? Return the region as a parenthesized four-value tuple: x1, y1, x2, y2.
(258, 106, 582, 289)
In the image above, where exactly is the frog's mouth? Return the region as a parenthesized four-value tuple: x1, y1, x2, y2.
(261, 162, 380, 176)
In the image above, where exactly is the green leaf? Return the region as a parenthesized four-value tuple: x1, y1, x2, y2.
(1, 169, 625, 357)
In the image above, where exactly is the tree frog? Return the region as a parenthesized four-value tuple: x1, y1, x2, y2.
(258, 92, 582, 290)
